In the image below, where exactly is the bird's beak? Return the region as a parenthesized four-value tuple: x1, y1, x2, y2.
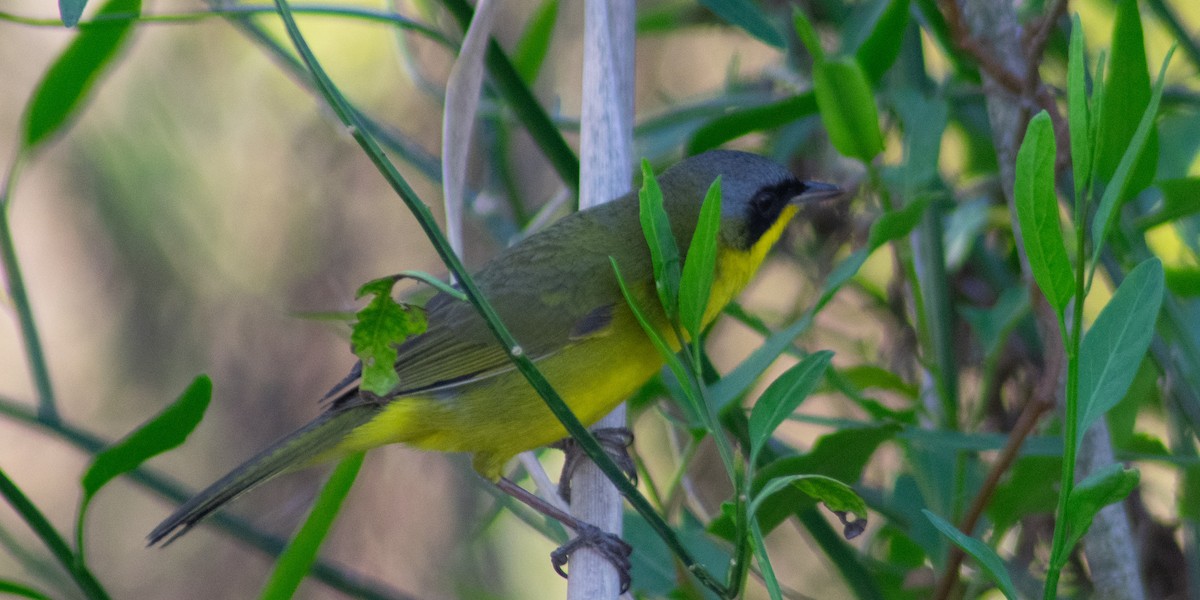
(793, 181, 843, 204)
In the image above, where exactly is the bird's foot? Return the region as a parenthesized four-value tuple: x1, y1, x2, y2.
(550, 521, 633, 593)
(552, 427, 636, 503)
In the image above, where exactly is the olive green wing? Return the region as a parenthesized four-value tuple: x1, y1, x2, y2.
(339, 200, 658, 403)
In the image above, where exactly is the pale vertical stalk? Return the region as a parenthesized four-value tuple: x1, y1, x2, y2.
(569, 0, 635, 598)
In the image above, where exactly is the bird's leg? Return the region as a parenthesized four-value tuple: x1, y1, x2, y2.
(495, 477, 632, 593)
(550, 427, 636, 503)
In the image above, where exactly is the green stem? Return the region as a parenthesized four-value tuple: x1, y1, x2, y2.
(1, 155, 58, 425)
(1044, 174, 1090, 599)
(268, 1, 729, 595)
(0, 468, 109, 600)
(0, 5, 450, 45)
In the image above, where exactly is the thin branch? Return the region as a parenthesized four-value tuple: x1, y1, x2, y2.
(1, 155, 59, 425)
(932, 391, 1053, 600)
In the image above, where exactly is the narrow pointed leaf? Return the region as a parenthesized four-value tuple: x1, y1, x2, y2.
(924, 510, 1018, 599)
(1095, 0, 1157, 199)
(511, 0, 559, 82)
(259, 453, 365, 600)
(814, 57, 884, 161)
(82, 376, 212, 501)
(1058, 464, 1139, 568)
(1091, 47, 1174, 266)
(24, 0, 142, 151)
(79, 375, 212, 553)
(1134, 177, 1200, 230)
(679, 178, 722, 338)
(1076, 258, 1165, 451)
(748, 351, 833, 461)
(639, 160, 681, 320)
(748, 519, 784, 600)
(854, 0, 911, 85)
(1067, 13, 1092, 199)
(1015, 111, 1074, 312)
(700, 0, 785, 48)
(793, 9, 824, 62)
(751, 474, 866, 524)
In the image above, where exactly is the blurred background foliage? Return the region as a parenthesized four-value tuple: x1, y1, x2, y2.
(0, 0, 1198, 598)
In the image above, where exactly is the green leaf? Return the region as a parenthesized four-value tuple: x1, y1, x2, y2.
(511, 0, 559, 83)
(893, 89, 948, 191)
(749, 518, 784, 600)
(679, 178, 722, 338)
(1077, 258, 1165, 451)
(709, 315, 813, 412)
(1134, 177, 1200, 230)
(259, 453, 365, 600)
(751, 474, 867, 529)
(82, 376, 212, 502)
(79, 376, 211, 556)
(624, 510, 731, 597)
(700, 0, 785, 49)
(923, 510, 1018, 600)
(716, 424, 899, 537)
(352, 276, 429, 396)
(943, 197, 991, 269)
(1166, 266, 1200, 298)
(988, 456, 1061, 533)
(868, 196, 930, 250)
(1015, 111, 1075, 312)
(60, 0, 88, 27)
(1095, 0, 1157, 200)
(1067, 13, 1092, 199)
(0, 579, 52, 600)
(23, 0, 142, 151)
(748, 351, 833, 461)
(686, 94, 817, 155)
(840, 365, 917, 398)
(1183, 463, 1200, 521)
(853, 0, 911, 85)
(792, 9, 824, 62)
(814, 57, 884, 161)
(1090, 46, 1175, 266)
(638, 160, 681, 321)
(749, 474, 868, 600)
(1058, 464, 1140, 568)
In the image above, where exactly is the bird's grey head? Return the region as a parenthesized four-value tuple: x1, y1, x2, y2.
(657, 150, 840, 250)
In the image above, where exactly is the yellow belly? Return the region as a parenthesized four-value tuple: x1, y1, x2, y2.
(332, 309, 664, 479)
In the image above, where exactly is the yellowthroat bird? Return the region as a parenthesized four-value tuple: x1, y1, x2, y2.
(148, 150, 839, 547)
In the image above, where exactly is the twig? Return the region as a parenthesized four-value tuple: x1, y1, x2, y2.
(932, 391, 1053, 600)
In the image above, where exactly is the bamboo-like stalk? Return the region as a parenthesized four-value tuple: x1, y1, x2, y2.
(569, 1, 636, 598)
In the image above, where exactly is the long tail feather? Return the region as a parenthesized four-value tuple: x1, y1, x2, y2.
(148, 403, 381, 546)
